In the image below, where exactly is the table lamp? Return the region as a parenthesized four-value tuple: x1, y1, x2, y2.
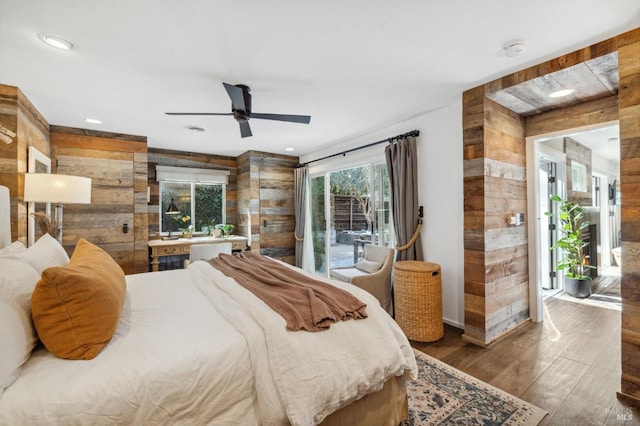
(164, 198, 180, 240)
(24, 173, 92, 244)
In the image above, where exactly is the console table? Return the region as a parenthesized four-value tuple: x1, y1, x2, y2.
(148, 235, 248, 272)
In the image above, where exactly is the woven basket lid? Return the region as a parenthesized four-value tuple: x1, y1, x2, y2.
(394, 260, 440, 272)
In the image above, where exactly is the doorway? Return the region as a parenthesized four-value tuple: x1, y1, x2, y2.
(529, 124, 621, 314)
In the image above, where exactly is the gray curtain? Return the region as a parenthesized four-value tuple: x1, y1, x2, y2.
(294, 167, 308, 267)
(385, 135, 423, 261)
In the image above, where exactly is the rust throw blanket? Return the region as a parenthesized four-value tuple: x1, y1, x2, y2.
(207, 252, 367, 332)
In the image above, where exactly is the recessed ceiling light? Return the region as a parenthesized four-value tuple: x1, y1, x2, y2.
(187, 126, 205, 132)
(37, 33, 74, 51)
(548, 89, 575, 98)
(84, 118, 102, 124)
(285, 147, 294, 152)
(503, 40, 526, 57)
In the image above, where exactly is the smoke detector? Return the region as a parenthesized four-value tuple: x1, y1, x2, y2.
(504, 40, 526, 57)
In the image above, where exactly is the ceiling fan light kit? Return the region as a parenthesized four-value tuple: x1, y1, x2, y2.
(166, 83, 311, 138)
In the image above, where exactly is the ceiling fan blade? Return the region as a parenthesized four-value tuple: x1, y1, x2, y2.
(250, 113, 311, 124)
(165, 112, 233, 116)
(223, 83, 249, 113)
(238, 119, 252, 138)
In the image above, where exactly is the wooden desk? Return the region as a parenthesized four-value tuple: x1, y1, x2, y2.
(148, 236, 248, 272)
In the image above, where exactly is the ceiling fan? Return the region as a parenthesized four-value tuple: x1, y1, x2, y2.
(166, 83, 311, 138)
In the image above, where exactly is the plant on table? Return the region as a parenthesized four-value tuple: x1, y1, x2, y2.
(215, 223, 234, 237)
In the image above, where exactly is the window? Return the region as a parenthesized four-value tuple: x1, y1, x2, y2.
(157, 166, 229, 234)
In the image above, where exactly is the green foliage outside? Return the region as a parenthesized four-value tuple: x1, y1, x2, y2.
(330, 166, 371, 230)
(195, 183, 223, 231)
(161, 182, 224, 233)
(311, 176, 325, 271)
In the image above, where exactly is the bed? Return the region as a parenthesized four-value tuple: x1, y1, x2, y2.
(0, 185, 416, 425)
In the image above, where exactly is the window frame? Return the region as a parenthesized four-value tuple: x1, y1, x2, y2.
(159, 180, 226, 235)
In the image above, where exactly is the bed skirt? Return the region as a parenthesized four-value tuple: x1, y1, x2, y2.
(320, 373, 409, 426)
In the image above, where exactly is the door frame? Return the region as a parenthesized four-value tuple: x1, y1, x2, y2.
(527, 136, 568, 322)
(526, 123, 617, 322)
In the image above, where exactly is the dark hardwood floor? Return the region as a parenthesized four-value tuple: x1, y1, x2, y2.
(412, 285, 640, 425)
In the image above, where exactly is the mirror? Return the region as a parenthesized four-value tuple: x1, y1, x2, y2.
(27, 146, 51, 246)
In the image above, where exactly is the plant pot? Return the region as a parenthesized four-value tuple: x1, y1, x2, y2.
(564, 277, 592, 298)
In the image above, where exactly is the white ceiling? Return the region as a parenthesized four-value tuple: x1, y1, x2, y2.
(541, 124, 621, 162)
(1, 1, 638, 157)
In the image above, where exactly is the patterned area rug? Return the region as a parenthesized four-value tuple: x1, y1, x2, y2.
(402, 350, 547, 425)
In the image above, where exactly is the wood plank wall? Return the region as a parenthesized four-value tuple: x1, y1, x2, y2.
(50, 127, 148, 274)
(464, 27, 640, 406)
(147, 148, 237, 244)
(463, 94, 528, 345)
(237, 150, 298, 264)
(618, 32, 640, 407)
(0, 84, 50, 244)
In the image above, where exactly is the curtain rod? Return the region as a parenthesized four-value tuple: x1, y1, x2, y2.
(297, 129, 419, 168)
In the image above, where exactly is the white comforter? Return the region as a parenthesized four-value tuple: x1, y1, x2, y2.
(0, 261, 416, 425)
(189, 260, 417, 425)
(0, 269, 257, 425)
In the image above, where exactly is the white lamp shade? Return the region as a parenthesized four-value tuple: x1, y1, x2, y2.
(24, 173, 92, 204)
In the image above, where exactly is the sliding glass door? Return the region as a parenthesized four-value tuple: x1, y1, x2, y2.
(310, 162, 392, 276)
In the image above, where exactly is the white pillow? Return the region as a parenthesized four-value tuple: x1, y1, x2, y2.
(0, 298, 38, 394)
(20, 234, 69, 274)
(355, 259, 383, 274)
(0, 257, 41, 394)
(0, 241, 27, 258)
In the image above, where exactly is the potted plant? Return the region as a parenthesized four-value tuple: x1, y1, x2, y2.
(215, 223, 234, 238)
(545, 194, 595, 298)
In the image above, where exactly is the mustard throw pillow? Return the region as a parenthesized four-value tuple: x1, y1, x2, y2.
(31, 239, 126, 360)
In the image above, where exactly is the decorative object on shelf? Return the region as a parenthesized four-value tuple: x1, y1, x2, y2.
(545, 194, 595, 298)
(215, 223, 234, 237)
(163, 198, 180, 240)
(23, 173, 92, 245)
(30, 211, 60, 240)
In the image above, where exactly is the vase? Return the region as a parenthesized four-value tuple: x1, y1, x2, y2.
(564, 277, 592, 298)
(186, 230, 193, 239)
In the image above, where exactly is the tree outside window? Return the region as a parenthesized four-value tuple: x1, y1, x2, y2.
(330, 166, 371, 232)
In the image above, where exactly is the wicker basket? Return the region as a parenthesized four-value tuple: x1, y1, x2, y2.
(393, 260, 443, 342)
